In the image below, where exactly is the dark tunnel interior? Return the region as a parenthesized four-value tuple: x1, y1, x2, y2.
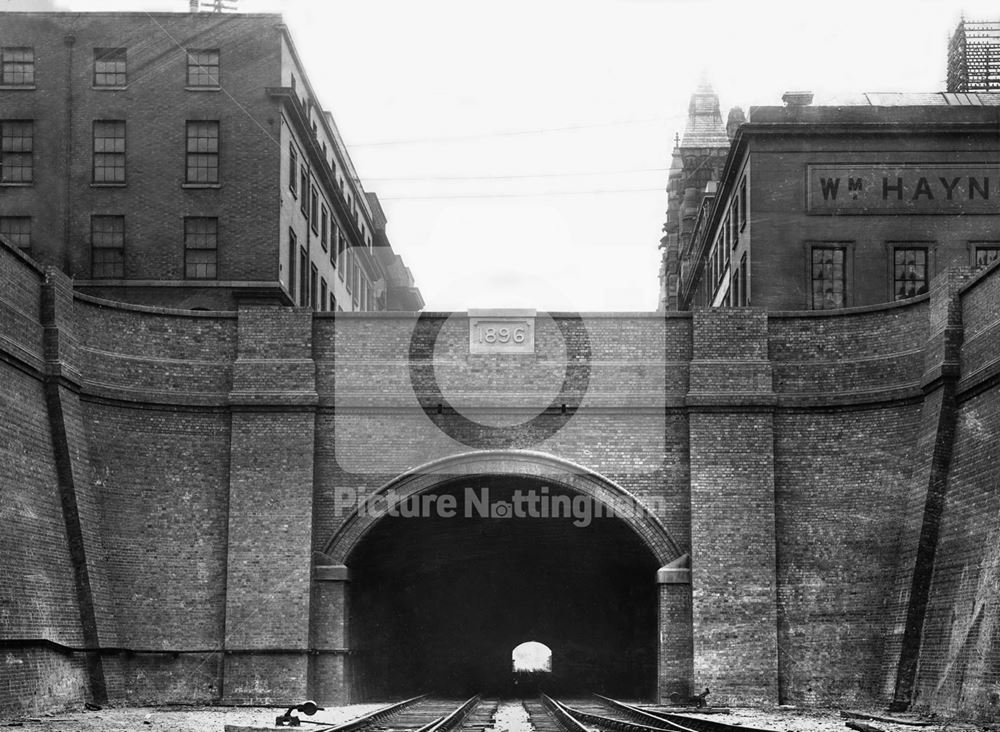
(345, 477, 659, 699)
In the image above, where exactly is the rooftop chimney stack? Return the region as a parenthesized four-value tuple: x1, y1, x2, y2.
(781, 91, 814, 106)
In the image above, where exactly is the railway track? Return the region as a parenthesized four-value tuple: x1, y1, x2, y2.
(526, 696, 589, 732)
(543, 694, 783, 732)
(242, 692, 782, 732)
(276, 695, 490, 732)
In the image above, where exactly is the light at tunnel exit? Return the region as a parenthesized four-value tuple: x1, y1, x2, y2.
(512, 640, 553, 673)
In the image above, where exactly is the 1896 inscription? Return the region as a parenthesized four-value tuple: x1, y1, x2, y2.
(476, 324, 527, 344)
(469, 310, 535, 354)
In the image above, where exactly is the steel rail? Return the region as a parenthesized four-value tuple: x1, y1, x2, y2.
(594, 696, 782, 732)
(591, 695, 700, 731)
(559, 704, 684, 732)
(548, 696, 703, 732)
(415, 695, 482, 732)
(541, 694, 595, 732)
(309, 693, 428, 732)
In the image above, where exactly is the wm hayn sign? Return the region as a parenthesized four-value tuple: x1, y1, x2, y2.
(808, 163, 1000, 214)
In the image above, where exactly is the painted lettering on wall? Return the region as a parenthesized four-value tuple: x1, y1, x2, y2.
(808, 164, 1000, 214)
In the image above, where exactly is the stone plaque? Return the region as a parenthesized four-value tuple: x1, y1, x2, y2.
(468, 309, 535, 354)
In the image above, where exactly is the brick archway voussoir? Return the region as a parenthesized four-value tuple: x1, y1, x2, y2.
(322, 449, 682, 566)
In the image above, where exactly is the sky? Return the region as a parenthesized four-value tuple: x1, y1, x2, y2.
(5, 0, 997, 311)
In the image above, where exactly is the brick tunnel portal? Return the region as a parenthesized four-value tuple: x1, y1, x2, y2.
(345, 476, 660, 699)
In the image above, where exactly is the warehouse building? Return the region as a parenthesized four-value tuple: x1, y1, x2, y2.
(0, 12, 422, 311)
(665, 90, 1000, 311)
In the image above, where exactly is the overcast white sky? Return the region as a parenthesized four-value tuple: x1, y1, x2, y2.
(6, 0, 997, 310)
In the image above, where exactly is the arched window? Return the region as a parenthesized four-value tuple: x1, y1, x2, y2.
(511, 640, 552, 673)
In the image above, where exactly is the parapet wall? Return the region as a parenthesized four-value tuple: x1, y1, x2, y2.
(1, 237, 999, 718)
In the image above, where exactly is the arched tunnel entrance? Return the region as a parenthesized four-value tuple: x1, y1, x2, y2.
(344, 475, 661, 699)
(512, 640, 553, 696)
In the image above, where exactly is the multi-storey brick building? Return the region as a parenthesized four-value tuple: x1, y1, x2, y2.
(0, 11, 422, 311)
(671, 92, 1000, 311)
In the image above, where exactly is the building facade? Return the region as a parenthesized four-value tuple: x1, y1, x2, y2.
(948, 19, 1000, 93)
(674, 93, 1000, 311)
(0, 12, 422, 311)
(657, 82, 735, 311)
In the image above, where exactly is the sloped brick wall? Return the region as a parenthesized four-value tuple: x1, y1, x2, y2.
(909, 262, 1000, 720)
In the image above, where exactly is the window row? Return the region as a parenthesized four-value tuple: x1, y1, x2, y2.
(287, 176, 350, 270)
(699, 243, 1000, 310)
(287, 138, 371, 248)
(709, 249, 749, 308)
(286, 228, 376, 311)
(716, 177, 749, 257)
(809, 244, 1000, 310)
(732, 177, 747, 241)
(708, 238, 728, 293)
(706, 177, 749, 303)
(0, 215, 219, 279)
(1, 46, 219, 88)
(1, 120, 220, 185)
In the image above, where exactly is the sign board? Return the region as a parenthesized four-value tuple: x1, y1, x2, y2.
(807, 164, 1000, 214)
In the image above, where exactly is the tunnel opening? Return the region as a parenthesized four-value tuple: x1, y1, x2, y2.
(512, 640, 552, 673)
(346, 476, 659, 700)
(512, 640, 553, 696)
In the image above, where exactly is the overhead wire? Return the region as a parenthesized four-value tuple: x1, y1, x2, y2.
(378, 187, 665, 201)
(138, 12, 675, 206)
(143, 12, 280, 148)
(362, 166, 670, 182)
(349, 116, 685, 147)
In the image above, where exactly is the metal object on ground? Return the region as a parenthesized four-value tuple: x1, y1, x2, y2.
(668, 689, 709, 708)
(276, 700, 324, 727)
